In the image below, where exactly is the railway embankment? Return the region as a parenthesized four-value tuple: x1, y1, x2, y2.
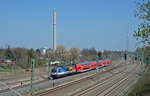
(129, 65, 150, 96)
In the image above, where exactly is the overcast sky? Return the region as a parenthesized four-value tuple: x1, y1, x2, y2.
(0, 0, 139, 51)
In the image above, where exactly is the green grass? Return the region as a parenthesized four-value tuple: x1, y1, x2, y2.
(129, 65, 150, 96)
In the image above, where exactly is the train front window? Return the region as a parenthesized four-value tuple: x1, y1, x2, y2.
(58, 69, 64, 72)
(52, 68, 57, 72)
(58, 69, 61, 72)
(66, 68, 69, 71)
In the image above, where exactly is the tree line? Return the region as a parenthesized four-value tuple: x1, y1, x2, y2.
(129, 0, 150, 95)
(134, 0, 150, 66)
(0, 45, 124, 69)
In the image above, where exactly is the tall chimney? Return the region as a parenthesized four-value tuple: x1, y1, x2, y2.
(53, 8, 56, 51)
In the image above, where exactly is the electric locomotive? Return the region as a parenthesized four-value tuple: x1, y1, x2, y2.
(51, 67, 66, 79)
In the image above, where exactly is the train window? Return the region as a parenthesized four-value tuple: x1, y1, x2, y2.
(78, 67, 81, 69)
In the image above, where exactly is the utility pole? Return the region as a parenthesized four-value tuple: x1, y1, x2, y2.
(30, 59, 35, 96)
(142, 46, 145, 73)
(142, 52, 144, 72)
(96, 52, 101, 82)
(47, 55, 51, 80)
(96, 59, 99, 82)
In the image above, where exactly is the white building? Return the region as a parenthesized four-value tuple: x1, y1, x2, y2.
(40, 47, 47, 55)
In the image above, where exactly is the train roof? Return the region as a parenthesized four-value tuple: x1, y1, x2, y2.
(98, 60, 103, 61)
(76, 62, 91, 66)
(52, 67, 65, 69)
(65, 66, 73, 68)
(89, 61, 96, 62)
(105, 59, 111, 61)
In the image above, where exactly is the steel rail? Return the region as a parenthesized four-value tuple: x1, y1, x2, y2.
(70, 63, 136, 96)
(36, 62, 129, 96)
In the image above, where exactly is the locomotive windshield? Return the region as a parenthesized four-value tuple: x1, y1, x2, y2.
(52, 68, 57, 72)
(58, 68, 65, 72)
(66, 68, 69, 71)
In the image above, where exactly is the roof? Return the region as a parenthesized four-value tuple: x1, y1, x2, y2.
(77, 62, 91, 66)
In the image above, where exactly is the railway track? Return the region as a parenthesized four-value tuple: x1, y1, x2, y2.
(35, 61, 131, 96)
(69, 62, 140, 96)
(0, 73, 47, 91)
(96, 64, 140, 96)
(0, 75, 46, 93)
(0, 60, 127, 96)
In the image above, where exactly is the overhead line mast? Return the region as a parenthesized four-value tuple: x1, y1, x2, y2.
(125, 20, 130, 60)
(126, 21, 130, 52)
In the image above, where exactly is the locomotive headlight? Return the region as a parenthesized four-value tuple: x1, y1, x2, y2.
(52, 73, 56, 75)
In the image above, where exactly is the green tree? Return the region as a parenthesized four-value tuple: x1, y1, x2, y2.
(27, 48, 35, 58)
(134, 0, 150, 66)
(133, 0, 150, 46)
(27, 48, 37, 67)
(98, 51, 102, 60)
(35, 49, 41, 57)
(4, 46, 15, 60)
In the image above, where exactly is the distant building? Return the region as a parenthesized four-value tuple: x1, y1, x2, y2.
(46, 48, 53, 55)
(1, 59, 15, 66)
(101, 50, 104, 53)
(50, 61, 60, 65)
(2, 59, 11, 63)
(40, 47, 47, 55)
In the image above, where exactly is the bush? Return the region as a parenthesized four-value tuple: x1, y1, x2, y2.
(129, 66, 150, 96)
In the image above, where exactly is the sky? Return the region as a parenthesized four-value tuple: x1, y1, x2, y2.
(0, 0, 139, 51)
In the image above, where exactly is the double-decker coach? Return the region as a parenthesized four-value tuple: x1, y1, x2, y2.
(109, 59, 112, 65)
(90, 61, 97, 69)
(75, 62, 91, 72)
(103, 60, 107, 66)
(98, 60, 103, 68)
(106, 59, 112, 66)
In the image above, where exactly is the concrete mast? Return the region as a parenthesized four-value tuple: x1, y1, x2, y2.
(53, 8, 56, 51)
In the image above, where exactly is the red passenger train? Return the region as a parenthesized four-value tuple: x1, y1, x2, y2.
(51, 59, 112, 79)
(74, 59, 111, 73)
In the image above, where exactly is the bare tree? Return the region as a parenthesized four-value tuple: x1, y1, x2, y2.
(13, 47, 29, 67)
(70, 47, 79, 63)
(55, 45, 67, 66)
(0, 48, 5, 61)
(80, 48, 89, 57)
(89, 47, 97, 56)
(55, 46, 66, 54)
